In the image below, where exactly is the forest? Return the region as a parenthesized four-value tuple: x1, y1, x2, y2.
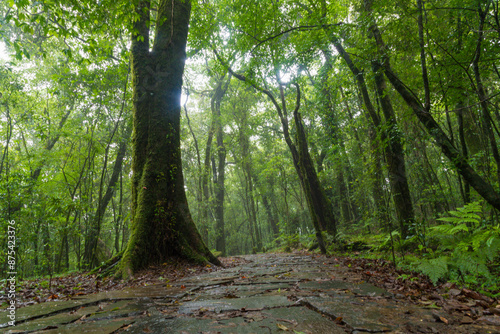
(1, 0, 500, 299)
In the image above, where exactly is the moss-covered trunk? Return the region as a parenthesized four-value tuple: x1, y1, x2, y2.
(292, 103, 338, 238)
(372, 63, 415, 238)
(119, 0, 219, 277)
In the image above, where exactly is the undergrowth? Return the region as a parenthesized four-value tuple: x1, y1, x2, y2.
(264, 202, 500, 298)
(413, 201, 500, 296)
(349, 201, 500, 298)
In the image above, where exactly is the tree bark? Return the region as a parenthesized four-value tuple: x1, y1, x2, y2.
(212, 74, 230, 256)
(119, 0, 219, 277)
(372, 62, 414, 238)
(472, 1, 500, 185)
(201, 117, 215, 243)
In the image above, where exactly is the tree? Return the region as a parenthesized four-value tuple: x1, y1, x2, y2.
(362, 0, 500, 213)
(118, 0, 219, 277)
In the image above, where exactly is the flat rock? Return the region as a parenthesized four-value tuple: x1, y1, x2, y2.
(177, 295, 292, 314)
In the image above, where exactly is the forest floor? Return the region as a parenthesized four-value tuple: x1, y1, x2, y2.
(1, 252, 500, 333)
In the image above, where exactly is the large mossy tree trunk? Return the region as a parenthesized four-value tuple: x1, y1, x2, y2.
(119, 0, 219, 277)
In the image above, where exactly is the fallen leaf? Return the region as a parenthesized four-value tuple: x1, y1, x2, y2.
(476, 300, 490, 308)
(277, 323, 289, 331)
(276, 318, 297, 325)
(432, 311, 448, 324)
(463, 288, 484, 301)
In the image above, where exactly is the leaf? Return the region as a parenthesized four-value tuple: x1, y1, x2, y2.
(423, 303, 441, 309)
(277, 323, 289, 331)
(431, 311, 448, 323)
(449, 223, 469, 234)
(417, 257, 448, 284)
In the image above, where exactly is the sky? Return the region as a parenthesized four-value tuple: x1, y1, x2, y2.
(0, 41, 10, 61)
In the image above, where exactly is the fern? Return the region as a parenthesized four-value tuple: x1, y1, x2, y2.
(434, 201, 481, 235)
(416, 257, 449, 284)
(413, 201, 500, 288)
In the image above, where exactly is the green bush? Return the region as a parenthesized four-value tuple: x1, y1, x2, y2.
(410, 201, 500, 294)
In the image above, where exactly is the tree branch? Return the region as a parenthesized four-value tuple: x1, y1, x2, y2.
(251, 23, 343, 52)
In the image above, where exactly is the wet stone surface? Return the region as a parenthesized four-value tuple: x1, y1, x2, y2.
(1, 253, 499, 333)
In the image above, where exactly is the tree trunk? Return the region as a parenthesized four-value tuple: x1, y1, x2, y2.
(331, 38, 414, 237)
(262, 193, 279, 239)
(183, 92, 207, 242)
(236, 104, 263, 252)
(367, 20, 500, 211)
(472, 1, 500, 185)
(320, 73, 360, 226)
(119, 0, 219, 277)
(84, 123, 131, 268)
(457, 104, 471, 204)
(247, 170, 262, 251)
(220, 55, 334, 253)
(201, 120, 215, 243)
(212, 74, 230, 256)
(372, 62, 415, 238)
(291, 100, 338, 238)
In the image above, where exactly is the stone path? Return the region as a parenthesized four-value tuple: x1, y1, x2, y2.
(1, 253, 498, 333)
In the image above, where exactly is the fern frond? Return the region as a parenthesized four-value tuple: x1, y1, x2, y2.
(417, 257, 449, 284)
(449, 224, 469, 235)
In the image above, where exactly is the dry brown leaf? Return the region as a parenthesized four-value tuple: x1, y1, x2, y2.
(277, 323, 289, 331)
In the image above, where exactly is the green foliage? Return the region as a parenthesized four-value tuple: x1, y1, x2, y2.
(433, 201, 482, 236)
(373, 231, 400, 252)
(279, 234, 302, 251)
(415, 257, 449, 284)
(410, 202, 500, 290)
(2, 0, 500, 288)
